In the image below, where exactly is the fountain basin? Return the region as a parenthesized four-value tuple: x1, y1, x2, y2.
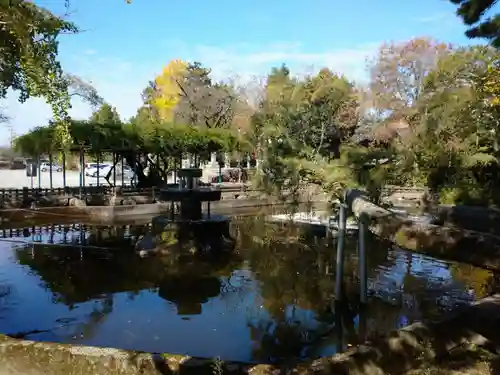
(152, 213, 229, 226)
(177, 168, 203, 178)
(159, 187, 221, 202)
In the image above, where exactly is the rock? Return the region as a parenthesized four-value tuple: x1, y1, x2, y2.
(135, 233, 156, 251)
(21, 198, 37, 209)
(38, 194, 60, 207)
(107, 195, 117, 206)
(0, 197, 15, 209)
(134, 235, 144, 248)
(86, 195, 107, 206)
(121, 197, 137, 205)
(68, 197, 86, 207)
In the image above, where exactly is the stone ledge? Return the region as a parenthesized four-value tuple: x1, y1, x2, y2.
(0, 334, 274, 375)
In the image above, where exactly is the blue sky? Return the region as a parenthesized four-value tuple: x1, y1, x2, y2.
(0, 0, 492, 144)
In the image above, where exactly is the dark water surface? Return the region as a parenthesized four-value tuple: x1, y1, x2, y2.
(0, 217, 495, 363)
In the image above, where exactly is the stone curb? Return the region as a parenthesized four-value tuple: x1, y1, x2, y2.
(0, 334, 276, 375)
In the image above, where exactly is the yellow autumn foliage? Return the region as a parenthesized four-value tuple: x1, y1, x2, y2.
(152, 59, 188, 122)
(482, 63, 500, 106)
(450, 264, 494, 299)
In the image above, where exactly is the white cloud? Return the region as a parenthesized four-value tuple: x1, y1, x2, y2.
(184, 41, 379, 84)
(1, 41, 380, 143)
(413, 13, 450, 24)
(411, 12, 463, 32)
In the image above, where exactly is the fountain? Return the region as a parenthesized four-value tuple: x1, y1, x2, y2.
(136, 168, 234, 255)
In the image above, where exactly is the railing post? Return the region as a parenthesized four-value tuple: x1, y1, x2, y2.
(358, 212, 368, 305)
(335, 202, 347, 302)
(62, 151, 66, 188)
(22, 187, 28, 206)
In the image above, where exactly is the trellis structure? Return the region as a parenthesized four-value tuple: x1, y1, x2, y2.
(14, 120, 249, 189)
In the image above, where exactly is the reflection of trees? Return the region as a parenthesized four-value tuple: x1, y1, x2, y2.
(72, 224, 150, 249)
(7, 218, 495, 363)
(16, 244, 163, 306)
(399, 252, 449, 321)
(0, 281, 14, 317)
(14, 242, 240, 340)
(234, 216, 495, 362)
(369, 249, 496, 326)
(16, 244, 240, 306)
(238, 218, 392, 312)
(450, 263, 496, 299)
(58, 295, 114, 344)
(235, 217, 394, 362)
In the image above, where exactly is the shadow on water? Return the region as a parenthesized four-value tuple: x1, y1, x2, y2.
(0, 214, 497, 364)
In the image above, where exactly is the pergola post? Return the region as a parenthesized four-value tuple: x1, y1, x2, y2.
(62, 151, 66, 188)
(48, 152, 53, 189)
(37, 155, 41, 189)
(79, 148, 85, 199)
(112, 152, 117, 187)
(96, 152, 100, 187)
(121, 152, 124, 187)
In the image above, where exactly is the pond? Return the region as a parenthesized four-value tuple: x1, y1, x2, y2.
(0, 217, 495, 364)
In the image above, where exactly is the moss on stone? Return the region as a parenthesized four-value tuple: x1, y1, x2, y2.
(0, 334, 277, 375)
(0, 335, 159, 375)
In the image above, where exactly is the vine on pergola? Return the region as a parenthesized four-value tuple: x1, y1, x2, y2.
(13, 120, 248, 157)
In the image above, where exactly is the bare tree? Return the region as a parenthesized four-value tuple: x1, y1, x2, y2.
(367, 37, 451, 112)
(65, 73, 104, 109)
(171, 63, 238, 128)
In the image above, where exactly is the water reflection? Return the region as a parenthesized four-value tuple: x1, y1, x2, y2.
(159, 276, 222, 315)
(0, 217, 496, 363)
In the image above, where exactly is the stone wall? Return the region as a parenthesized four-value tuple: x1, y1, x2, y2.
(1, 198, 329, 225)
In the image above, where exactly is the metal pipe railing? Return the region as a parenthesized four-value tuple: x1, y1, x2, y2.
(335, 188, 500, 305)
(334, 189, 369, 304)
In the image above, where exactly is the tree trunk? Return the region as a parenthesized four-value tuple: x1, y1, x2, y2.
(120, 151, 164, 188)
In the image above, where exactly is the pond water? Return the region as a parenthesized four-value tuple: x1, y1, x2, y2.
(0, 217, 495, 364)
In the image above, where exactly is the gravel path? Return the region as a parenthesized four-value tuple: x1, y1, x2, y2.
(0, 170, 133, 189)
(0, 167, 224, 188)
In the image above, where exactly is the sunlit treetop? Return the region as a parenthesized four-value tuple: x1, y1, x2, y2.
(152, 60, 188, 122)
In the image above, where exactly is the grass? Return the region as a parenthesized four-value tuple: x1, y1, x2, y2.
(211, 356, 225, 375)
